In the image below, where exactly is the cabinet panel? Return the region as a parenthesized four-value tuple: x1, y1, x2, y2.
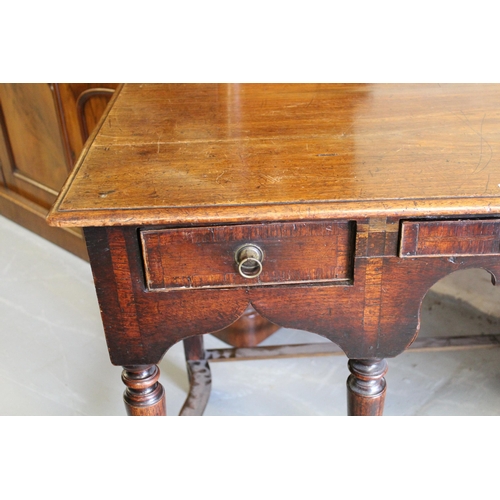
(0, 84, 69, 206)
(0, 83, 119, 260)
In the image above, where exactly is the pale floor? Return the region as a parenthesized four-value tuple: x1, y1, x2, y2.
(2, 214, 500, 416)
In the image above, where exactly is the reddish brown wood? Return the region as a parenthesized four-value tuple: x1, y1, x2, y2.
(75, 88, 117, 144)
(122, 365, 166, 416)
(48, 84, 500, 229)
(83, 222, 500, 364)
(48, 84, 500, 416)
(347, 359, 388, 416)
(183, 335, 206, 361)
(53, 83, 119, 166)
(400, 219, 500, 257)
(212, 304, 280, 347)
(141, 221, 353, 291)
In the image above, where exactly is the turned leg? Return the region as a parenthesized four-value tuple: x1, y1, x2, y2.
(122, 364, 166, 416)
(347, 358, 388, 416)
(179, 335, 212, 416)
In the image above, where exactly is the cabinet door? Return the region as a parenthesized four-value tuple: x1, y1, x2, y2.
(0, 84, 70, 207)
(0, 83, 118, 260)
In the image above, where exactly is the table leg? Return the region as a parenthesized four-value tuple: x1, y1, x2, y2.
(179, 336, 212, 416)
(122, 364, 166, 416)
(347, 358, 388, 416)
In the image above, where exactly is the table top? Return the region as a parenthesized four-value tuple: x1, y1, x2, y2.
(48, 83, 500, 227)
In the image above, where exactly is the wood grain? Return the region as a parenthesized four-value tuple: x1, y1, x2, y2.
(141, 221, 353, 290)
(122, 365, 166, 416)
(53, 83, 118, 166)
(347, 359, 387, 416)
(48, 84, 500, 227)
(50, 84, 500, 415)
(0, 84, 69, 206)
(84, 224, 500, 366)
(0, 83, 117, 260)
(400, 219, 500, 257)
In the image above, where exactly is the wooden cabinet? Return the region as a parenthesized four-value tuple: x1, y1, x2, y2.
(0, 83, 119, 260)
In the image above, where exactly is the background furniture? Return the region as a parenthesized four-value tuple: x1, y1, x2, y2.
(48, 84, 500, 415)
(0, 83, 118, 260)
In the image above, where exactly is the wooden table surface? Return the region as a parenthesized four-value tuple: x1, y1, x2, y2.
(45, 83, 500, 416)
(48, 83, 500, 227)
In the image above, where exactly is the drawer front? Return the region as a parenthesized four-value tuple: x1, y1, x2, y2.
(400, 219, 500, 257)
(141, 221, 354, 291)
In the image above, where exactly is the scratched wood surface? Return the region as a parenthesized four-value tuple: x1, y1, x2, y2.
(48, 84, 500, 227)
(141, 221, 353, 290)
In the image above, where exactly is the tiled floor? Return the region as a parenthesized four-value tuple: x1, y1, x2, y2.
(2, 214, 500, 416)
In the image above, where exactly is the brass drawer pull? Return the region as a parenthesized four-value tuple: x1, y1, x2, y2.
(235, 244, 264, 279)
(140, 221, 352, 291)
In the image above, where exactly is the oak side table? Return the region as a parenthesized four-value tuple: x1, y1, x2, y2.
(47, 84, 500, 416)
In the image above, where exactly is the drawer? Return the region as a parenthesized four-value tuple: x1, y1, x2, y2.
(400, 219, 500, 257)
(140, 221, 354, 291)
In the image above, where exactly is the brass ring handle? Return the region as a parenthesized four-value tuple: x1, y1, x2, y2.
(238, 257, 263, 279)
(235, 244, 264, 279)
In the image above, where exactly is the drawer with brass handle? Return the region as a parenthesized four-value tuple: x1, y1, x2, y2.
(140, 221, 354, 291)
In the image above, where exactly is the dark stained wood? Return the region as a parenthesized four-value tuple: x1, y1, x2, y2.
(183, 335, 207, 361)
(122, 365, 166, 416)
(356, 218, 400, 258)
(400, 219, 500, 257)
(83, 222, 500, 365)
(347, 359, 388, 416)
(141, 221, 353, 290)
(48, 84, 500, 416)
(212, 304, 280, 347)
